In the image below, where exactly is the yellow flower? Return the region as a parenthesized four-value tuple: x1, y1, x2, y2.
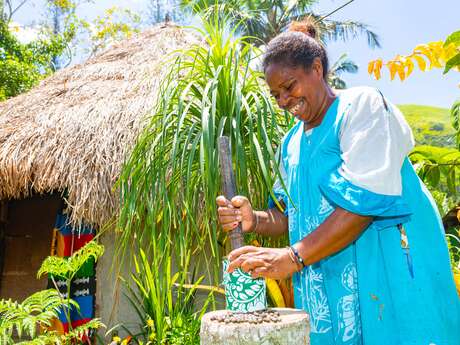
(113, 336, 121, 343)
(147, 319, 154, 327)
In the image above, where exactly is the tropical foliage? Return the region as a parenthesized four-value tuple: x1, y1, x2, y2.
(116, 14, 290, 343)
(368, 30, 460, 81)
(0, 0, 142, 100)
(123, 249, 207, 345)
(0, 17, 75, 100)
(181, 0, 380, 47)
(328, 53, 358, 89)
(84, 6, 141, 56)
(37, 241, 104, 280)
(0, 241, 104, 345)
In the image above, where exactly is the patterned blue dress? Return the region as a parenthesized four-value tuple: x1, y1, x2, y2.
(270, 87, 460, 344)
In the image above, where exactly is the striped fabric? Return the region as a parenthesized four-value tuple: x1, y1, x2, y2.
(48, 210, 96, 338)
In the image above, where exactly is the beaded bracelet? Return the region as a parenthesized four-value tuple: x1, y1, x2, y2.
(289, 246, 306, 268)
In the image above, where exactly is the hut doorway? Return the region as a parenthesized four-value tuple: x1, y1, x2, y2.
(0, 194, 62, 301)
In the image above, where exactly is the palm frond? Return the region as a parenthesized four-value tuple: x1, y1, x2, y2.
(321, 19, 381, 48)
(328, 53, 358, 89)
(330, 54, 358, 75)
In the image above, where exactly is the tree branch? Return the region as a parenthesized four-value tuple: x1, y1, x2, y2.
(10, 0, 29, 19)
(5, 0, 12, 21)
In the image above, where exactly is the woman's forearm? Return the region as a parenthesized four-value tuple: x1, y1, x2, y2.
(252, 207, 288, 237)
(293, 207, 372, 266)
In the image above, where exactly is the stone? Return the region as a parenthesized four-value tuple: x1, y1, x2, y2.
(200, 308, 310, 345)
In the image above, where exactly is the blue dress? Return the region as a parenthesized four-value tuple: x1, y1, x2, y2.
(270, 87, 460, 344)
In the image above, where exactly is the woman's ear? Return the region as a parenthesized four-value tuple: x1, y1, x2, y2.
(311, 57, 323, 79)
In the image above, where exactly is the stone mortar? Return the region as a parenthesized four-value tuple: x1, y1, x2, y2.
(200, 308, 310, 345)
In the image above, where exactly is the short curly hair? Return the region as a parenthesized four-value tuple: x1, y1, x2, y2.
(262, 22, 329, 79)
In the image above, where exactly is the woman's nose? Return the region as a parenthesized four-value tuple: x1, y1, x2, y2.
(277, 92, 290, 109)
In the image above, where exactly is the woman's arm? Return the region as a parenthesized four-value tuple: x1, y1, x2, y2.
(293, 207, 372, 266)
(253, 207, 288, 237)
(227, 207, 372, 279)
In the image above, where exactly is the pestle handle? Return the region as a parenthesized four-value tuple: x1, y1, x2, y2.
(218, 136, 244, 250)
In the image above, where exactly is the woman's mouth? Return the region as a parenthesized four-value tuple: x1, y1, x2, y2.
(287, 99, 305, 117)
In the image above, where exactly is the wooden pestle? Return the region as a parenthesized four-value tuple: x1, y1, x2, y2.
(218, 136, 244, 250)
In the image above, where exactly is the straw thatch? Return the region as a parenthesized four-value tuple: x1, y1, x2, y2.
(0, 24, 197, 228)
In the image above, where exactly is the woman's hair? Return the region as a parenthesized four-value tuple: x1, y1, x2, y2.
(262, 19, 329, 79)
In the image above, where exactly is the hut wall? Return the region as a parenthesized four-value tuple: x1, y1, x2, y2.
(0, 194, 62, 301)
(96, 230, 140, 337)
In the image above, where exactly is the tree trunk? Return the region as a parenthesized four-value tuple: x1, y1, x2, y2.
(200, 308, 310, 345)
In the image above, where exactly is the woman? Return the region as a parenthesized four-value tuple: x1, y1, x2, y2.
(216, 22, 460, 344)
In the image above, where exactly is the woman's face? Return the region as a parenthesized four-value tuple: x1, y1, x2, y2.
(265, 59, 326, 125)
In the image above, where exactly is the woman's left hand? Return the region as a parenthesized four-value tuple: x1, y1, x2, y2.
(227, 246, 301, 280)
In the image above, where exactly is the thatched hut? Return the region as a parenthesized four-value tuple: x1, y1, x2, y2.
(0, 24, 196, 332)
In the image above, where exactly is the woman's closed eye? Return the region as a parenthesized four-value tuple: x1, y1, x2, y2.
(285, 80, 296, 91)
(271, 91, 280, 100)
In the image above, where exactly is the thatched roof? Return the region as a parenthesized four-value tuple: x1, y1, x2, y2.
(0, 24, 197, 227)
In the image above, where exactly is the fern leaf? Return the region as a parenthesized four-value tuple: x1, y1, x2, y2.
(38, 241, 104, 279)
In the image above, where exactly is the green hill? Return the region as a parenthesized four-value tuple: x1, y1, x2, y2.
(398, 104, 455, 147)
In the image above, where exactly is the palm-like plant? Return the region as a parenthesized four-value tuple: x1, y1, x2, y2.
(181, 0, 380, 47)
(116, 15, 290, 341)
(328, 53, 358, 89)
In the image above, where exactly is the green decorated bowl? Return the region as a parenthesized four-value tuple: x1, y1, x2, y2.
(222, 258, 267, 313)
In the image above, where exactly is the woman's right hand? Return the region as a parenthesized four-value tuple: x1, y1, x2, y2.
(216, 195, 255, 233)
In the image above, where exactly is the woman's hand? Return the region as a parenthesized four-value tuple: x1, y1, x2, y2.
(227, 246, 301, 280)
(216, 195, 255, 233)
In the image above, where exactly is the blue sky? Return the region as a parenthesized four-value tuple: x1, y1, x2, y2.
(15, 0, 460, 108)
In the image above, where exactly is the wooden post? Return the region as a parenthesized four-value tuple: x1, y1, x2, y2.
(200, 308, 310, 345)
(218, 136, 244, 250)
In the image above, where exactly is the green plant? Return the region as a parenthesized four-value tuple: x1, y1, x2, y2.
(447, 230, 460, 271)
(116, 13, 289, 343)
(328, 53, 358, 89)
(409, 145, 460, 215)
(0, 289, 74, 345)
(181, 0, 380, 47)
(38, 241, 104, 332)
(0, 3, 79, 100)
(0, 241, 104, 344)
(123, 249, 207, 345)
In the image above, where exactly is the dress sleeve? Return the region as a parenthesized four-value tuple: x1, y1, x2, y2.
(268, 149, 289, 216)
(319, 88, 414, 224)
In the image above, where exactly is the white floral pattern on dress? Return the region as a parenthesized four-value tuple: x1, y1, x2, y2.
(305, 266, 333, 334)
(337, 263, 362, 343)
(319, 195, 334, 216)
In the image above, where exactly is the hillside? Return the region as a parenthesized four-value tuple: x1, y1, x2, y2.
(398, 104, 455, 147)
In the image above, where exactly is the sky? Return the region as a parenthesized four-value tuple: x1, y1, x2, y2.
(13, 0, 460, 108)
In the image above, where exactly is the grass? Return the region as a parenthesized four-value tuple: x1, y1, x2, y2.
(398, 104, 455, 147)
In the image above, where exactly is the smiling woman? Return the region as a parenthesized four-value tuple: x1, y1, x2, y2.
(217, 19, 460, 345)
(263, 22, 334, 129)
